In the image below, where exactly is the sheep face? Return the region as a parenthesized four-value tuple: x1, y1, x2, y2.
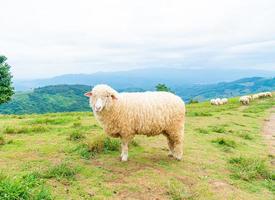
(85, 85, 118, 113)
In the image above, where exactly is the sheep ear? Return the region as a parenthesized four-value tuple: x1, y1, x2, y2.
(84, 92, 92, 97)
(111, 94, 118, 100)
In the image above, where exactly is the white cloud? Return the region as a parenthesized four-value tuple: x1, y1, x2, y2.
(0, 0, 275, 79)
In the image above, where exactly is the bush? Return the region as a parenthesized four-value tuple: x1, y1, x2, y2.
(68, 131, 85, 141)
(228, 157, 273, 181)
(188, 99, 199, 104)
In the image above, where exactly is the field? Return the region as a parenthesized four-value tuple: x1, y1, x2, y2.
(0, 95, 274, 200)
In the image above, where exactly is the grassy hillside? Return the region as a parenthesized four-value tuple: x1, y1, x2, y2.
(1, 77, 274, 115)
(0, 95, 274, 199)
(0, 85, 91, 114)
(176, 77, 275, 101)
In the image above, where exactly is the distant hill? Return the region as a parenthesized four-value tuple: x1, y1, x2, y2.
(14, 68, 275, 91)
(0, 77, 274, 114)
(0, 85, 91, 114)
(177, 77, 275, 101)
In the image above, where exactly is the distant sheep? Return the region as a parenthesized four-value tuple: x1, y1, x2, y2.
(266, 92, 272, 97)
(210, 98, 228, 105)
(239, 96, 250, 105)
(221, 98, 228, 104)
(85, 84, 186, 161)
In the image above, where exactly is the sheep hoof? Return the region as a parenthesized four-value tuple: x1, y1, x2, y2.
(173, 155, 182, 161)
(121, 155, 128, 162)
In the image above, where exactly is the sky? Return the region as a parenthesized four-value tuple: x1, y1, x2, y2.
(1, 0, 275, 79)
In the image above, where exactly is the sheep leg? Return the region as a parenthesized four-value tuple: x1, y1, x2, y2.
(173, 139, 183, 160)
(167, 137, 174, 157)
(120, 139, 129, 162)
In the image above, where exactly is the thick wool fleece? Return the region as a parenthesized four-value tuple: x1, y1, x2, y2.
(87, 84, 186, 160)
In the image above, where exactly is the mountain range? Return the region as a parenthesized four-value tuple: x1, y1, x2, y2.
(1, 76, 274, 114)
(14, 68, 275, 91)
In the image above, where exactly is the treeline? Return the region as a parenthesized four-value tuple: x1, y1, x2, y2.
(0, 85, 91, 114)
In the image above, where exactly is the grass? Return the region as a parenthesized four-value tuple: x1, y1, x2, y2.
(73, 135, 121, 159)
(0, 94, 274, 199)
(42, 162, 78, 181)
(0, 135, 5, 145)
(0, 173, 52, 200)
(68, 130, 85, 141)
(228, 157, 273, 181)
(167, 179, 195, 200)
(211, 137, 237, 148)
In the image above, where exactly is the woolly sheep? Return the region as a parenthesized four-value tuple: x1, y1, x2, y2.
(85, 84, 186, 162)
(211, 98, 220, 105)
(221, 98, 228, 104)
(266, 92, 272, 97)
(239, 96, 250, 105)
(210, 98, 227, 105)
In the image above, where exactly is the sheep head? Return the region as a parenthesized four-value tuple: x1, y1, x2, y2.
(85, 84, 118, 113)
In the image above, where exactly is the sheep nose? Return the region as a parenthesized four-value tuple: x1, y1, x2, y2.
(95, 106, 102, 112)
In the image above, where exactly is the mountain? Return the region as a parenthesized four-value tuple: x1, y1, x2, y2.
(0, 85, 91, 114)
(1, 77, 274, 115)
(176, 77, 275, 101)
(14, 68, 275, 91)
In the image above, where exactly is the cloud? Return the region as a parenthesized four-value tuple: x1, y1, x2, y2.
(0, 0, 275, 79)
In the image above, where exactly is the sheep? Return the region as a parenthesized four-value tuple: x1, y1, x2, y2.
(266, 92, 272, 97)
(210, 98, 219, 105)
(221, 98, 228, 104)
(84, 84, 186, 162)
(239, 96, 250, 105)
(210, 98, 227, 105)
(252, 94, 259, 100)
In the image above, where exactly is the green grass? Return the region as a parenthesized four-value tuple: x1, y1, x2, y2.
(68, 130, 85, 141)
(42, 162, 78, 181)
(228, 157, 273, 181)
(0, 94, 274, 199)
(0, 173, 52, 200)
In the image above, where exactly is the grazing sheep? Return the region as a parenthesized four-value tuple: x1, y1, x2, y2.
(221, 98, 228, 104)
(85, 84, 186, 161)
(210, 98, 227, 105)
(266, 92, 272, 97)
(210, 99, 216, 105)
(252, 94, 259, 100)
(240, 96, 250, 105)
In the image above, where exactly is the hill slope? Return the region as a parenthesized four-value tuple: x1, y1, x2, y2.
(0, 95, 274, 199)
(178, 77, 275, 101)
(0, 85, 91, 114)
(0, 77, 274, 114)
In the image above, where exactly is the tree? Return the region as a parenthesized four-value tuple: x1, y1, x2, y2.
(155, 83, 173, 93)
(0, 55, 14, 104)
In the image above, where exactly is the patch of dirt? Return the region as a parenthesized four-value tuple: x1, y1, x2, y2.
(210, 180, 236, 199)
(262, 108, 275, 165)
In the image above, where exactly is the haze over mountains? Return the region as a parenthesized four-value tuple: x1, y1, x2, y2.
(2, 75, 274, 114)
(14, 68, 275, 91)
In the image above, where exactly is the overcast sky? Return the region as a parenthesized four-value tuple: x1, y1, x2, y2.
(1, 0, 275, 79)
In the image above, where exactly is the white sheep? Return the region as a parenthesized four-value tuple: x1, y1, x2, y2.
(266, 92, 272, 97)
(221, 98, 228, 104)
(210, 98, 227, 105)
(252, 94, 259, 100)
(239, 96, 250, 105)
(210, 98, 219, 105)
(85, 84, 186, 161)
